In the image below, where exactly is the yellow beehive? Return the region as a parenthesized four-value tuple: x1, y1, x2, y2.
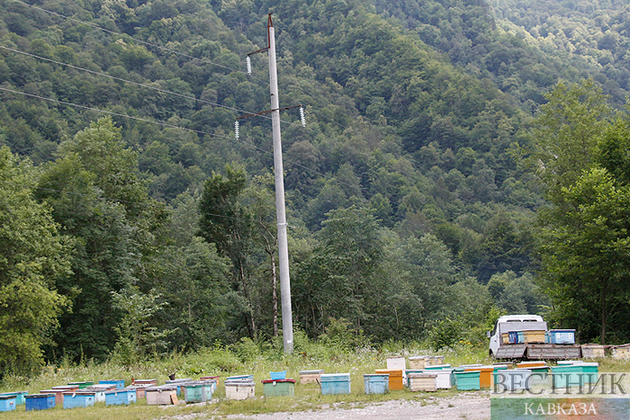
(409, 356, 429, 369)
(408, 373, 437, 392)
(502, 333, 510, 344)
(581, 345, 605, 359)
(523, 330, 546, 343)
(612, 346, 630, 359)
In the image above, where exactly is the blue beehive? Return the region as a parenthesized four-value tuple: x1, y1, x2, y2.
(105, 388, 137, 406)
(549, 329, 576, 344)
(25, 394, 55, 411)
(99, 379, 126, 389)
(270, 370, 287, 380)
(63, 391, 96, 409)
(320, 373, 351, 395)
(0, 391, 27, 405)
(0, 395, 16, 412)
(364, 374, 389, 394)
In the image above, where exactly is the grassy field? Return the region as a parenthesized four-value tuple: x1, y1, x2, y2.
(1, 342, 628, 420)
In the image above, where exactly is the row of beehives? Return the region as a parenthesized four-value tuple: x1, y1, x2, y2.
(502, 329, 575, 345)
(582, 343, 630, 359)
(0, 377, 221, 412)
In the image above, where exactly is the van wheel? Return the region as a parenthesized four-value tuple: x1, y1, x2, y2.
(489, 349, 494, 358)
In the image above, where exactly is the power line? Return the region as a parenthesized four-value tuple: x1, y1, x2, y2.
(0, 86, 365, 193)
(0, 45, 256, 117)
(9, 0, 261, 80)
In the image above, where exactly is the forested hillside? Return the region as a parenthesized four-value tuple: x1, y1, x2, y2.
(0, 0, 628, 373)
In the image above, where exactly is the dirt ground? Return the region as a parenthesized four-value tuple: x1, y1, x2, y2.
(229, 394, 490, 420)
(167, 393, 491, 420)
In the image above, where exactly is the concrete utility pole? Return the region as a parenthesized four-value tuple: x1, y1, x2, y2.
(267, 14, 294, 355)
(240, 14, 294, 354)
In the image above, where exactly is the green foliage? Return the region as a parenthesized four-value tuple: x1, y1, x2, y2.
(0, 147, 72, 375)
(427, 318, 464, 351)
(110, 287, 172, 365)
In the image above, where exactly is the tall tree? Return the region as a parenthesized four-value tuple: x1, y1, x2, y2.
(0, 147, 72, 374)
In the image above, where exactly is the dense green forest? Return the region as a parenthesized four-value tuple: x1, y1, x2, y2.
(1, 0, 630, 374)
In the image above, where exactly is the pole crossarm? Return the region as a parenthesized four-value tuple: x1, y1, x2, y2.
(236, 104, 303, 120)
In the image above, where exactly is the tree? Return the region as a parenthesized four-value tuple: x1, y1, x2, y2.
(36, 118, 162, 360)
(538, 168, 630, 343)
(0, 147, 72, 374)
(199, 164, 257, 336)
(531, 79, 613, 201)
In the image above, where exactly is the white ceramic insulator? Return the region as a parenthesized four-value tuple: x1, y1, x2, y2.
(246, 56, 252, 75)
(235, 120, 239, 139)
(299, 106, 306, 127)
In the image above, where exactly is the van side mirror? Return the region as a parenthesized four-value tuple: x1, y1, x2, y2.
(486, 331, 491, 338)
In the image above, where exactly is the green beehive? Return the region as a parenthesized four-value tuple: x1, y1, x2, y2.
(183, 380, 214, 403)
(454, 370, 480, 391)
(262, 379, 295, 397)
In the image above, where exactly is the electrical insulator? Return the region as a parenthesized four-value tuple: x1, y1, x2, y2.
(299, 106, 306, 127)
(235, 120, 239, 139)
(246, 56, 252, 75)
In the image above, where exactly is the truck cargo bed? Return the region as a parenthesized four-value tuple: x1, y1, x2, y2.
(495, 344, 581, 360)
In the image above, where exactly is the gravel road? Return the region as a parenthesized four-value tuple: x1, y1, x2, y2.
(165, 393, 491, 420)
(228, 394, 490, 420)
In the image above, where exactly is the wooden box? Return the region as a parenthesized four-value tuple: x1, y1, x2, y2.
(105, 389, 137, 406)
(612, 345, 630, 359)
(375, 369, 403, 391)
(146, 385, 178, 405)
(262, 379, 295, 397)
(386, 356, 406, 371)
(408, 356, 429, 369)
(581, 345, 605, 358)
(320, 373, 351, 395)
(62, 391, 95, 409)
(364, 374, 389, 394)
(408, 373, 437, 392)
(523, 330, 546, 344)
(225, 380, 255, 400)
(299, 370, 323, 385)
(454, 371, 480, 391)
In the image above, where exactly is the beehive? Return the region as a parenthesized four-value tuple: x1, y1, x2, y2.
(262, 379, 295, 397)
(612, 345, 630, 359)
(0, 391, 27, 406)
(300, 370, 323, 385)
(465, 366, 494, 388)
(364, 374, 389, 394)
(146, 385, 178, 405)
(183, 381, 215, 403)
(225, 379, 255, 400)
(408, 356, 430, 369)
(523, 330, 546, 343)
(516, 361, 546, 369)
(62, 391, 96, 409)
(581, 345, 605, 358)
(39, 389, 65, 406)
(386, 356, 406, 371)
(320, 373, 351, 395)
(435, 368, 454, 389)
(375, 369, 403, 391)
(0, 396, 16, 412)
(549, 329, 576, 344)
(454, 370, 480, 391)
(99, 379, 125, 389)
(87, 384, 116, 402)
(25, 394, 55, 411)
(105, 389, 137, 406)
(407, 373, 437, 392)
